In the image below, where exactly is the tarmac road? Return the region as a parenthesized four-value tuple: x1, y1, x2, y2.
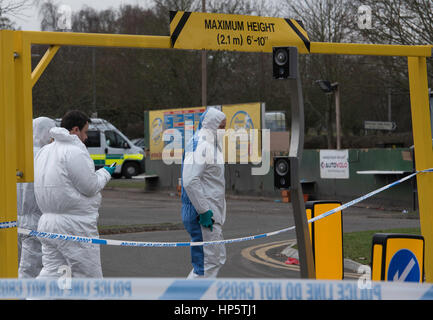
(98, 188, 420, 279)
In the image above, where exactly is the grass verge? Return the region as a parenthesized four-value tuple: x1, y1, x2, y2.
(343, 227, 421, 265)
(106, 179, 145, 189)
(98, 222, 184, 235)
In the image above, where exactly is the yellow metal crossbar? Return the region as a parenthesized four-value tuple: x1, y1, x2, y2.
(24, 31, 171, 49)
(310, 42, 432, 57)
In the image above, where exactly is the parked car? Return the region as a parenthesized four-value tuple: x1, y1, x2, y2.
(131, 137, 146, 150)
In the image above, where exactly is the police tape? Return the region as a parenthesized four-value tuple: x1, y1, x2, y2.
(0, 220, 17, 229)
(0, 277, 432, 300)
(8, 168, 433, 247)
(17, 226, 293, 247)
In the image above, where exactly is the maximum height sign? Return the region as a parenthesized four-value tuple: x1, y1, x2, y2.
(169, 11, 310, 54)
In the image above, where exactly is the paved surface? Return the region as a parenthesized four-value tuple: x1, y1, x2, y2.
(98, 187, 420, 278)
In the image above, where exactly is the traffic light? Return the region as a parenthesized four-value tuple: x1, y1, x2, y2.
(274, 156, 291, 189)
(272, 46, 297, 79)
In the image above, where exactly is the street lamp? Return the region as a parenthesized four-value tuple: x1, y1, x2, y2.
(316, 80, 341, 149)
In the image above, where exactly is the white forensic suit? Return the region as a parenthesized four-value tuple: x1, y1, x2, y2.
(181, 107, 227, 278)
(34, 127, 111, 278)
(17, 117, 56, 278)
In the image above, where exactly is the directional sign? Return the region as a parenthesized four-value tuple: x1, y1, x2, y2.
(169, 11, 310, 54)
(364, 121, 397, 131)
(371, 233, 424, 282)
(387, 249, 421, 282)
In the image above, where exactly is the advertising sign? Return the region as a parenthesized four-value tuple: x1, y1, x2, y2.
(149, 107, 205, 160)
(319, 149, 349, 179)
(148, 103, 263, 162)
(222, 102, 262, 163)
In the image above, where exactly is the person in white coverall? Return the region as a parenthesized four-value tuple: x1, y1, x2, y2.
(181, 107, 227, 278)
(34, 110, 116, 279)
(17, 117, 56, 278)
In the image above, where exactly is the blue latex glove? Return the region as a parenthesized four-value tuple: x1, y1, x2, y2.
(103, 165, 116, 175)
(198, 210, 214, 231)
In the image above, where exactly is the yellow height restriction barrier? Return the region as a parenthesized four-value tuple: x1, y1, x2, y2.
(306, 201, 343, 280)
(0, 12, 432, 280)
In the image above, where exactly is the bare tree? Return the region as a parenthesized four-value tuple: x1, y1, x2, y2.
(0, 0, 32, 18)
(281, 0, 360, 148)
(353, 0, 433, 45)
(352, 0, 433, 89)
(0, 0, 33, 29)
(38, 0, 60, 31)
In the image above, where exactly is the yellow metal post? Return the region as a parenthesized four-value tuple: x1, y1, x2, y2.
(0, 30, 18, 277)
(408, 56, 433, 282)
(14, 31, 34, 183)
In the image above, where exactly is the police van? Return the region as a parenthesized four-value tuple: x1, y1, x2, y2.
(55, 118, 145, 178)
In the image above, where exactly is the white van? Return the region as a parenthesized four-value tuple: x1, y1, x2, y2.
(55, 118, 145, 178)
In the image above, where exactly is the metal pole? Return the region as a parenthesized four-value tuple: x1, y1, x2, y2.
(388, 88, 392, 122)
(92, 47, 96, 116)
(201, 0, 207, 107)
(288, 48, 316, 279)
(335, 85, 341, 150)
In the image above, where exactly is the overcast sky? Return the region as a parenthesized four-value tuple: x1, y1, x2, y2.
(10, 0, 281, 31)
(10, 0, 152, 31)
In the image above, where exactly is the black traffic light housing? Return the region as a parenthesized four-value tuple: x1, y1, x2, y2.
(274, 156, 291, 189)
(272, 46, 298, 79)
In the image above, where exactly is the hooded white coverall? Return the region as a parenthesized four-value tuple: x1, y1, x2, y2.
(17, 117, 56, 278)
(34, 127, 111, 278)
(182, 107, 227, 278)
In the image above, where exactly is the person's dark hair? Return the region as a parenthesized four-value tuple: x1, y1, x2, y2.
(60, 110, 91, 131)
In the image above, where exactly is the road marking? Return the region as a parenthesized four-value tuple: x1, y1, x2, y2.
(241, 240, 361, 279)
(255, 240, 300, 271)
(241, 240, 299, 271)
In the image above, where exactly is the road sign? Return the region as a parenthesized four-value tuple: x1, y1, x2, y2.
(371, 233, 424, 282)
(169, 11, 310, 54)
(305, 201, 343, 280)
(364, 120, 397, 131)
(387, 249, 421, 282)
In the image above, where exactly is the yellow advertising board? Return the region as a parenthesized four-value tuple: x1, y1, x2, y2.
(222, 102, 262, 163)
(149, 102, 263, 162)
(371, 233, 424, 282)
(148, 106, 206, 160)
(149, 110, 165, 160)
(170, 11, 310, 54)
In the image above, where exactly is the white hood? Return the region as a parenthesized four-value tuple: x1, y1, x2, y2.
(201, 107, 226, 136)
(33, 117, 56, 148)
(49, 126, 84, 148)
